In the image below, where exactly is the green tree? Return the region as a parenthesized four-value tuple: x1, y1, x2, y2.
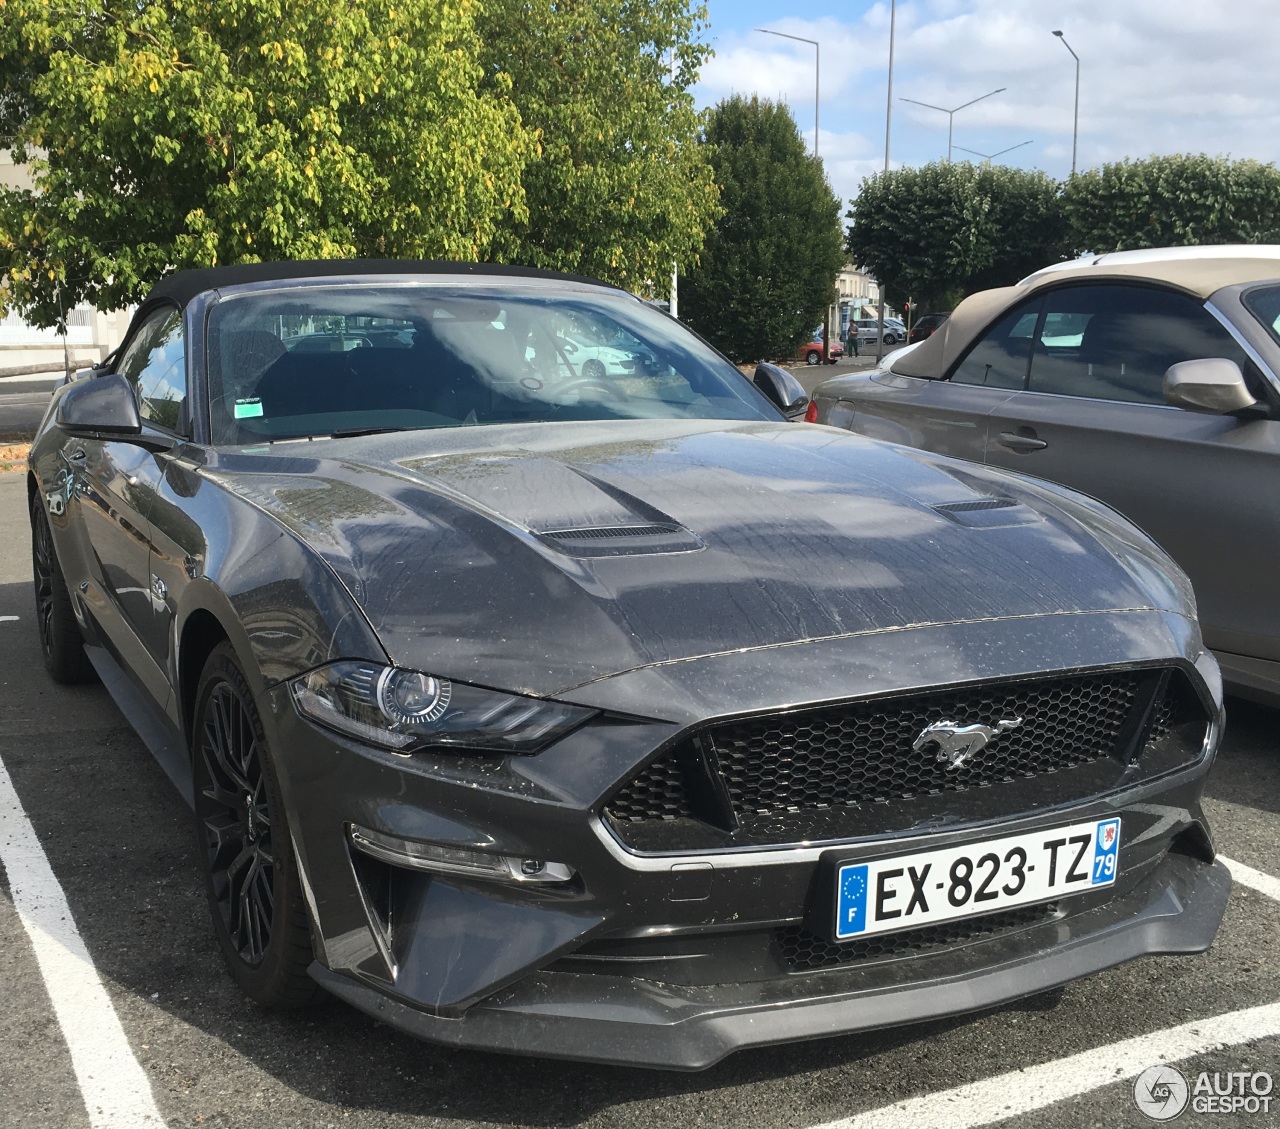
(477, 0, 720, 294)
(679, 96, 844, 364)
(1064, 154, 1280, 252)
(847, 161, 1069, 312)
(0, 0, 530, 324)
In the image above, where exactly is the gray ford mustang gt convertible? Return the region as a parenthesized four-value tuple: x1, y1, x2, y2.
(28, 260, 1229, 1069)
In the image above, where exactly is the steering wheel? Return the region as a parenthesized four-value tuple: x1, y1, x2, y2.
(547, 376, 629, 407)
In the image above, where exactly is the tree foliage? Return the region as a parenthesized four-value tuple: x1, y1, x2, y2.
(847, 162, 1069, 312)
(0, 0, 719, 325)
(1063, 154, 1280, 252)
(478, 0, 719, 293)
(679, 96, 844, 364)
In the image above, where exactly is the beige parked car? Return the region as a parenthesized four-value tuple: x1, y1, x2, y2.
(812, 245, 1280, 703)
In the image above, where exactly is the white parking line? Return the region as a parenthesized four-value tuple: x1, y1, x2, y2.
(0, 615, 19, 623)
(810, 855, 1280, 1129)
(0, 754, 164, 1128)
(1220, 855, 1280, 904)
(814, 1003, 1280, 1129)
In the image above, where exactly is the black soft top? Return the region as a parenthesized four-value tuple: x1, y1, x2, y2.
(140, 259, 618, 312)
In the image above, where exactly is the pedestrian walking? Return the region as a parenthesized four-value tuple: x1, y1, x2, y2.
(845, 324, 859, 358)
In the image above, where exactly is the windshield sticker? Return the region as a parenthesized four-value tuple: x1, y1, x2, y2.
(234, 398, 264, 419)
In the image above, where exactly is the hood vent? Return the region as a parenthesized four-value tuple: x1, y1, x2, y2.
(537, 523, 704, 557)
(933, 496, 1039, 529)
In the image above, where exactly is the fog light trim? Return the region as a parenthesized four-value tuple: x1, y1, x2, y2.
(347, 824, 575, 884)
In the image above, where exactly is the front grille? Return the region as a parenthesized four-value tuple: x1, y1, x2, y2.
(777, 903, 1060, 971)
(604, 753, 694, 823)
(714, 674, 1134, 814)
(603, 668, 1208, 851)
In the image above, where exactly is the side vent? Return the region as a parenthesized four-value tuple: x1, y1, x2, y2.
(537, 523, 704, 557)
(933, 497, 1039, 529)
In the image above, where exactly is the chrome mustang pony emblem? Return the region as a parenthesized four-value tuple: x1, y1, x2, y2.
(913, 717, 1023, 769)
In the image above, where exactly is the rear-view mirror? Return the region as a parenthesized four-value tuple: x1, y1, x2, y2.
(754, 363, 810, 419)
(56, 372, 143, 437)
(1163, 358, 1258, 414)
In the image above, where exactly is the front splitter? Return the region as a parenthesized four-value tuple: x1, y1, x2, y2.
(309, 855, 1231, 1070)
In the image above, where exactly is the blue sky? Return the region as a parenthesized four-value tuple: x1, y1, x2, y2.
(693, 0, 1280, 210)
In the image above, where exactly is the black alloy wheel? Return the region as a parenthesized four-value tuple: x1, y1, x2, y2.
(30, 495, 96, 684)
(193, 642, 316, 1007)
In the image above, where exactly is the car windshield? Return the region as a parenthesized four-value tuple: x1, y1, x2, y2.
(206, 282, 777, 443)
(1243, 284, 1280, 348)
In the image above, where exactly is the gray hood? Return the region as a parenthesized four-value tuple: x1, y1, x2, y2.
(204, 420, 1189, 695)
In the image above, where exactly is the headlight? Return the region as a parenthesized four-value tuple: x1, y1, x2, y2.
(289, 662, 595, 754)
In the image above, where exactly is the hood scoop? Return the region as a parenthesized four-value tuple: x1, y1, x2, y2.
(537, 522, 704, 557)
(932, 496, 1040, 529)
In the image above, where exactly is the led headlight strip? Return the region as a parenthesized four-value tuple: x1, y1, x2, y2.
(290, 661, 594, 754)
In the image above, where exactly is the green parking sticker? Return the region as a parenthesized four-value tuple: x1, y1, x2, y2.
(234, 398, 264, 419)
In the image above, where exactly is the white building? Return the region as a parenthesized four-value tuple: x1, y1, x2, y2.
(0, 150, 132, 375)
(833, 263, 894, 333)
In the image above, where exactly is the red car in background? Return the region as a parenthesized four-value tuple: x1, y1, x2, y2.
(796, 336, 843, 365)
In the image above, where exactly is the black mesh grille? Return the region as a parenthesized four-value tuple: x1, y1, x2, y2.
(714, 674, 1135, 815)
(777, 903, 1060, 971)
(602, 753, 695, 823)
(1147, 674, 1202, 747)
(603, 668, 1206, 850)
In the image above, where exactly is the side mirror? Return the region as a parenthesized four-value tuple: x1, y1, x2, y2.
(56, 371, 142, 438)
(1163, 358, 1258, 413)
(754, 362, 810, 419)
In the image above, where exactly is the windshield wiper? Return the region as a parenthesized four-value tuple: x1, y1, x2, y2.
(327, 426, 412, 439)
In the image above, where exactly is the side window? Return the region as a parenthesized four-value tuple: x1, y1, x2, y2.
(116, 308, 186, 432)
(1027, 285, 1252, 405)
(949, 299, 1041, 389)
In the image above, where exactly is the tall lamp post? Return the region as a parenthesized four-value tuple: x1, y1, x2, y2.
(754, 28, 820, 158)
(953, 140, 1034, 163)
(876, 0, 896, 364)
(899, 88, 1006, 162)
(1052, 30, 1080, 176)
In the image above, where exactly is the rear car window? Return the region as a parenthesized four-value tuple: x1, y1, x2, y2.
(949, 300, 1041, 389)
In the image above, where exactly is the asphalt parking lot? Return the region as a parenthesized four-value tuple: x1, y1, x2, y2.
(0, 463, 1277, 1128)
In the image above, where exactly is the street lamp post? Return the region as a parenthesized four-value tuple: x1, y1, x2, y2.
(899, 87, 1006, 161)
(876, 0, 897, 365)
(953, 140, 1034, 163)
(1052, 30, 1080, 176)
(754, 28, 820, 158)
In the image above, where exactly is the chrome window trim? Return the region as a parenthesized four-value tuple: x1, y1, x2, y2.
(998, 387, 1186, 410)
(1203, 298, 1280, 398)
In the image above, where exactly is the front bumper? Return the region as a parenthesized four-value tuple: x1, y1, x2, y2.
(259, 610, 1228, 1069)
(310, 852, 1229, 1070)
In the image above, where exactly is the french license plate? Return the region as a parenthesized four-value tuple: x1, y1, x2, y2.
(833, 817, 1120, 940)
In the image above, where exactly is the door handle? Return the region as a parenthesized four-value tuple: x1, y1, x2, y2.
(997, 431, 1047, 452)
(60, 447, 87, 464)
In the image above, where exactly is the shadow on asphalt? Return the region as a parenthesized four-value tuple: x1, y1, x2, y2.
(1203, 696, 1280, 818)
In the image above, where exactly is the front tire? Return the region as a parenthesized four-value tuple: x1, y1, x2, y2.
(805, 350, 821, 366)
(192, 642, 317, 1008)
(30, 496, 96, 684)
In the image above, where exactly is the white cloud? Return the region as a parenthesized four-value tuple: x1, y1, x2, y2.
(696, 0, 1280, 207)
